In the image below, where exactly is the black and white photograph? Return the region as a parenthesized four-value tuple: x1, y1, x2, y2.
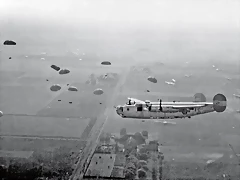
(0, 0, 239, 179)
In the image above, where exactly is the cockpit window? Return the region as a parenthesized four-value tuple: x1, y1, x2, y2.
(127, 100, 136, 105)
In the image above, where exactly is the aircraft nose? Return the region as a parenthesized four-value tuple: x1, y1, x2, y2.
(116, 105, 123, 115)
(116, 106, 120, 114)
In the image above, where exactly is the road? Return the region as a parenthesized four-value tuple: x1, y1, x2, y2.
(70, 62, 134, 180)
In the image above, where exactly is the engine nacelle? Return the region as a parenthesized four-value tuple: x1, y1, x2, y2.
(181, 108, 188, 115)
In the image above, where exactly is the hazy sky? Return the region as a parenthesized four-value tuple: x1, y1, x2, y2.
(0, 0, 239, 28)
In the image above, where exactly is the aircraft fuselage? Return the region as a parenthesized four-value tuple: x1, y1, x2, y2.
(116, 102, 215, 119)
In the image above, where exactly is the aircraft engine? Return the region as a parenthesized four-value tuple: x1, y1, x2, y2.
(213, 93, 227, 112)
(181, 108, 188, 115)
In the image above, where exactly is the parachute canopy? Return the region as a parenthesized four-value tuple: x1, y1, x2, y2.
(3, 40, 16, 45)
(0, 111, 3, 117)
(51, 65, 61, 71)
(50, 84, 61, 92)
(93, 88, 103, 95)
(101, 61, 111, 65)
(147, 76, 157, 83)
(59, 69, 70, 75)
(68, 86, 78, 92)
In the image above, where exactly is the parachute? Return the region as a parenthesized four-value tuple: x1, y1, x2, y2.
(101, 61, 111, 65)
(68, 86, 78, 92)
(0, 111, 3, 117)
(93, 88, 104, 95)
(51, 65, 61, 71)
(59, 69, 70, 75)
(50, 84, 61, 91)
(147, 76, 157, 83)
(3, 40, 16, 45)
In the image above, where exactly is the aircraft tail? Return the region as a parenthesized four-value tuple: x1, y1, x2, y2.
(213, 93, 227, 112)
(193, 93, 206, 102)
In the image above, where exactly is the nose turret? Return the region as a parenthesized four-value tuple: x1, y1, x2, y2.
(116, 105, 123, 115)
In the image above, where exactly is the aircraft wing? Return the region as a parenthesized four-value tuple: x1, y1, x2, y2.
(164, 104, 205, 109)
